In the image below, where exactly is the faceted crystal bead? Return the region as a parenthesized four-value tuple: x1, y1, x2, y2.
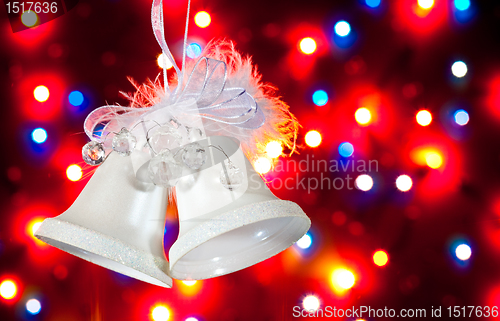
(112, 128, 137, 156)
(149, 125, 182, 155)
(182, 143, 207, 169)
(220, 162, 245, 191)
(187, 127, 204, 142)
(82, 141, 106, 166)
(148, 151, 183, 187)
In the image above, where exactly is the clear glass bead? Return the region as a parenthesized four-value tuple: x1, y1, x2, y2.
(149, 125, 182, 155)
(112, 128, 137, 156)
(182, 143, 207, 169)
(148, 151, 183, 187)
(220, 162, 244, 191)
(82, 141, 106, 166)
(187, 127, 204, 142)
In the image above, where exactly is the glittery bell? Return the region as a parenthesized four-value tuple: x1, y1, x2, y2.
(112, 128, 137, 156)
(82, 141, 106, 166)
(182, 143, 207, 170)
(169, 135, 311, 280)
(35, 153, 172, 288)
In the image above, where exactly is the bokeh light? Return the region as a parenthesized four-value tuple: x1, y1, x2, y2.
(187, 43, 202, 59)
(416, 110, 432, 126)
(181, 280, 197, 286)
(454, 0, 470, 11)
(302, 295, 320, 311)
(451, 61, 468, 78)
(332, 268, 355, 290)
(299, 37, 317, 55)
(68, 91, 84, 106)
(334, 21, 351, 37)
(425, 151, 443, 169)
(66, 164, 83, 181)
(366, 0, 381, 8)
(28, 218, 44, 241)
(254, 157, 272, 174)
(151, 305, 171, 321)
(194, 11, 211, 28)
(265, 141, 283, 158)
(417, 0, 434, 10)
(157, 53, 174, 70)
(355, 107, 372, 125)
(185, 318, 199, 321)
(355, 174, 373, 191)
(31, 128, 47, 144)
(455, 244, 472, 261)
(373, 250, 389, 266)
(454, 109, 469, 126)
(0, 280, 17, 300)
(21, 11, 38, 27)
(26, 298, 42, 315)
(338, 142, 354, 157)
(296, 233, 312, 249)
(33, 85, 50, 102)
(396, 175, 412, 192)
(305, 130, 322, 148)
(312, 90, 328, 106)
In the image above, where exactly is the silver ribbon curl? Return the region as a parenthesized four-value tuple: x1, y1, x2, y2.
(84, 0, 265, 143)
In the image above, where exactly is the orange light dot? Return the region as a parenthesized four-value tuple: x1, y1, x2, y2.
(157, 53, 173, 70)
(265, 141, 283, 158)
(151, 305, 170, 321)
(254, 157, 272, 174)
(305, 130, 322, 148)
(416, 110, 432, 126)
(33, 85, 49, 102)
(0, 280, 17, 300)
(299, 37, 317, 55)
(425, 152, 443, 169)
(21, 11, 38, 27)
(66, 164, 83, 181)
(417, 0, 434, 9)
(331, 268, 355, 290)
(181, 280, 197, 286)
(373, 250, 389, 266)
(194, 11, 211, 28)
(355, 107, 372, 125)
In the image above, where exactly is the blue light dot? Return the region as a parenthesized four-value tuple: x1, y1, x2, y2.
(312, 90, 328, 106)
(339, 142, 354, 157)
(366, 0, 381, 8)
(187, 43, 202, 59)
(454, 109, 469, 126)
(68, 91, 84, 106)
(454, 0, 470, 11)
(32, 128, 47, 144)
(334, 21, 351, 37)
(26, 299, 42, 315)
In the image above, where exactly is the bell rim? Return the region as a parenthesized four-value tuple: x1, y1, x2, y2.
(35, 218, 173, 288)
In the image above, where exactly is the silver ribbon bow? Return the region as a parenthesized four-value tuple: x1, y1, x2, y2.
(84, 0, 265, 142)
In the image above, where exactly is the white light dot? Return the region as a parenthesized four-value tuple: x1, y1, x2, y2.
(416, 110, 432, 126)
(355, 107, 372, 125)
(454, 109, 469, 126)
(34, 85, 50, 102)
(296, 234, 312, 249)
(66, 164, 83, 182)
(332, 269, 355, 290)
(302, 295, 320, 311)
(451, 61, 468, 78)
(418, 0, 434, 9)
(151, 305, 170, 321)
(355, 174, 374, 191)
(26, 299, 42, 315)
(396, 175, 413, 192)
(456, 244, 472, 261)
(32, 128, 47, 143)
(266, 141, 283, 158)
(185, 318, 199, 321)
(182, 280, 197, 286)
(157, 53, 173, 70)
(334, 21, 351, 37)
(299, 37, 317, 55)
